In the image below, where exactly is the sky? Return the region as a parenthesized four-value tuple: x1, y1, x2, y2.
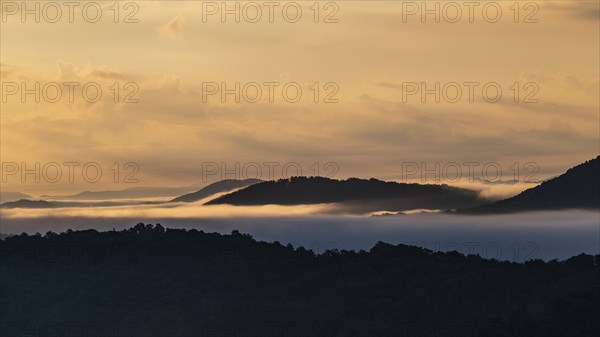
(1, 0, 599, 196)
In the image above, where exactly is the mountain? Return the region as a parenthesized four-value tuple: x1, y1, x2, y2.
(1, 199, 166, 209)
(2, 224, 598, 337)
(205, 176, 486, 213)
(0, 192, 32, 203)
(40, 185, 201, 201)
(170, 179, 262, 203)
(1, 199, 56, 209)
(462, 156, 599, 213)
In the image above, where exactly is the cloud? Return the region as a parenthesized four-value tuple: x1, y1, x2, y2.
(2, 57, 598, 196)
(0, 63, 17, 77)
(452, 180, 539, 200)
(85, 65, 126, 80)
(57, 61, 80, 81)
(1, 208, 598, 261)
(543, 2, 600, 21)
(57, 61, 130, 81)
(159, 15, 186, 39)
(520, 71, 599, 96)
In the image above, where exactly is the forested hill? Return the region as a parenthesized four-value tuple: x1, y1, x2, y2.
(206, 176, 486, 213)
(463, 156, 600, 213)
(1, 224, 598, 337)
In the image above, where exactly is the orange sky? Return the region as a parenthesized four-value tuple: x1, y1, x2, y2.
(1, 1, 598, 196)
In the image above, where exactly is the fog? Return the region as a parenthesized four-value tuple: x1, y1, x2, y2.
(1, 203, 597, 261)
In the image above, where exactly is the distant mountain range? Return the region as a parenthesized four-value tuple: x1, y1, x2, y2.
(0, 192, 32, 203)
(0, 180, 263, 209)
(170, 179, 262, 202)
(39, 185, 201, 201)
(0, 199, 147, 209)
(206, 176, 486, 213)
(461, 156, 599, 213)
(3, 157, 598, 214)
(1, 199, 56, 209)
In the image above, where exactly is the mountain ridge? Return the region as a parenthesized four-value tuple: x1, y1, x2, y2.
(461, 156, 599, 213)
(170, 179, 263, 203)
(206, 176, 487, 213)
